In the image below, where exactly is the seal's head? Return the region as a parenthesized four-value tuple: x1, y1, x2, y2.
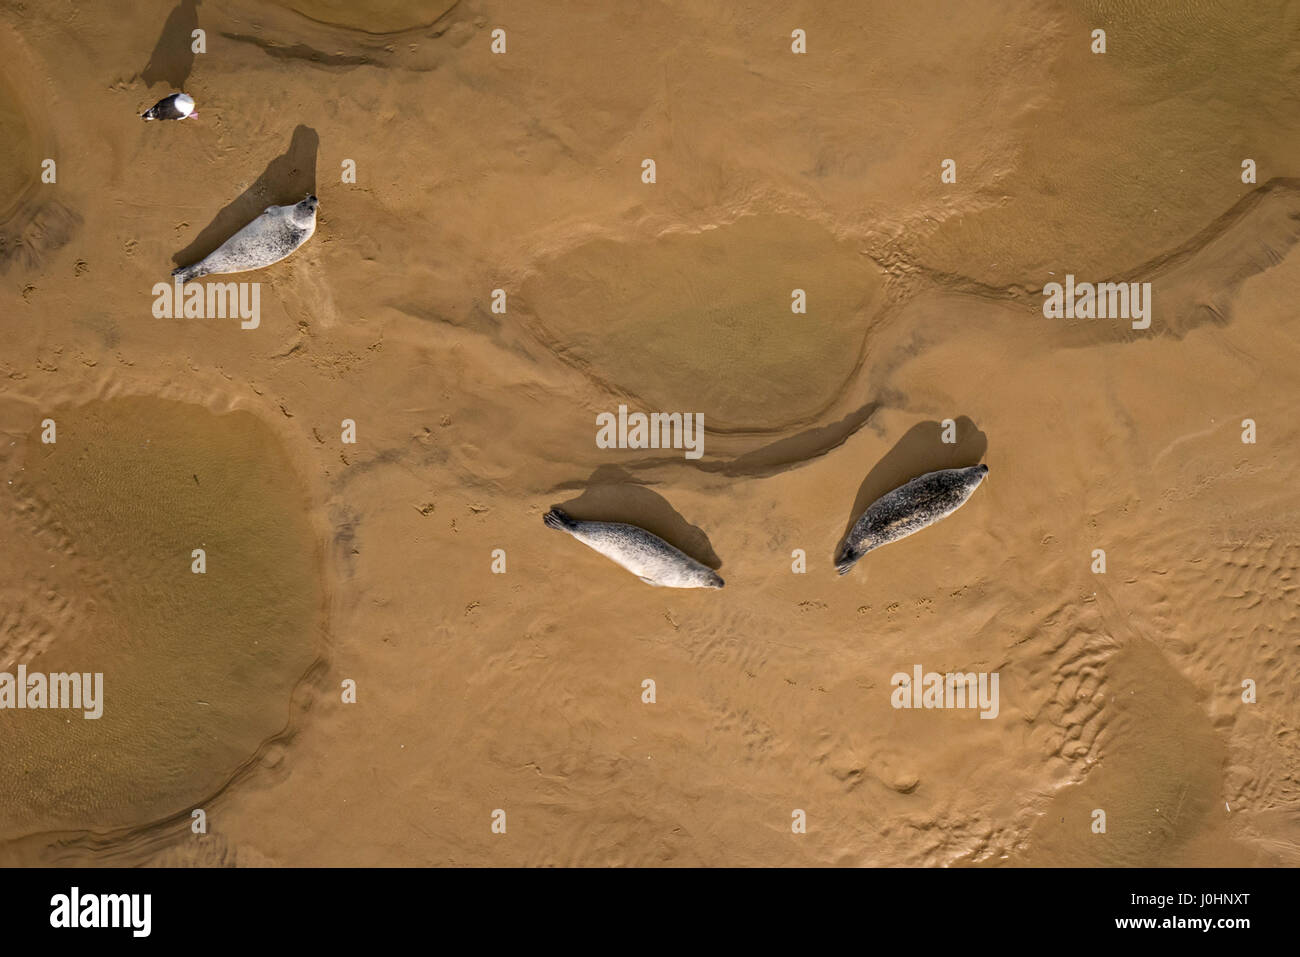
(964, 463, 990, 490)
(290, 194, 319, 228)
(833, 545, 860, 576)
(703, 569, 725, 589)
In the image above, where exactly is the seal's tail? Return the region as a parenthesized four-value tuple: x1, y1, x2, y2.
(543, 508, 577, 532)
(834, 547, 860, 576)
(171, 263, 207, 284)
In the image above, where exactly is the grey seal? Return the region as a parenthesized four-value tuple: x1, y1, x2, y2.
(835, 464, 988, 575)
(543, 508, 724, 588)
(172, 195, 318, 283)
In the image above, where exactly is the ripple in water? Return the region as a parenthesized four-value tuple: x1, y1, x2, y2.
(270, 0, 457, 32)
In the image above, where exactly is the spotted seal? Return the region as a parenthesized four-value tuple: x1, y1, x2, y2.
(543, 507, 724, 588)
(171, 195, 318, 283)
(835, 464, 988, 575)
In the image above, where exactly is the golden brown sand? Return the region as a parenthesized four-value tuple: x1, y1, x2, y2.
(0, 0, 1297, 866)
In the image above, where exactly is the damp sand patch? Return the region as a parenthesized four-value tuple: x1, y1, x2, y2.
(1018, 639, 1226, 866)
(0, 71, 37, 219)
(0, 397, 323, 839)
(519, 215, 885, 432)
(0, 28, 79, 274)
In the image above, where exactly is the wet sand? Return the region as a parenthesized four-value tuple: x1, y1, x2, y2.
(0, 0, 1297, 866)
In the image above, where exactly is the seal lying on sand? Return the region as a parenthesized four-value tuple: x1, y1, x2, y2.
(543, 507, 724, 588)
(835, 464, 988, 576)
(172, 195, 318, 283)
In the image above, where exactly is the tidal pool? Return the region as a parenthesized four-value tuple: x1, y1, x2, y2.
(0, 397, 323, 839)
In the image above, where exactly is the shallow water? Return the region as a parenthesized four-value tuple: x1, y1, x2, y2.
(520, 215, 884, 430)
(0, 398, 322, 839)
(904, 0, 1300, 285)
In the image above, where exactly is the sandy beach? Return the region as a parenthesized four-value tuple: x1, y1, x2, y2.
(0, 0, 1297, 866)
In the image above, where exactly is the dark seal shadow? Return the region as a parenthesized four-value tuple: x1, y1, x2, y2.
(172, 125, 319, 267)
(717, 400, 883, 478)
(552, 466, 722, 570)
(140, 0, 201, 89)
(835, 417, 988, 560)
